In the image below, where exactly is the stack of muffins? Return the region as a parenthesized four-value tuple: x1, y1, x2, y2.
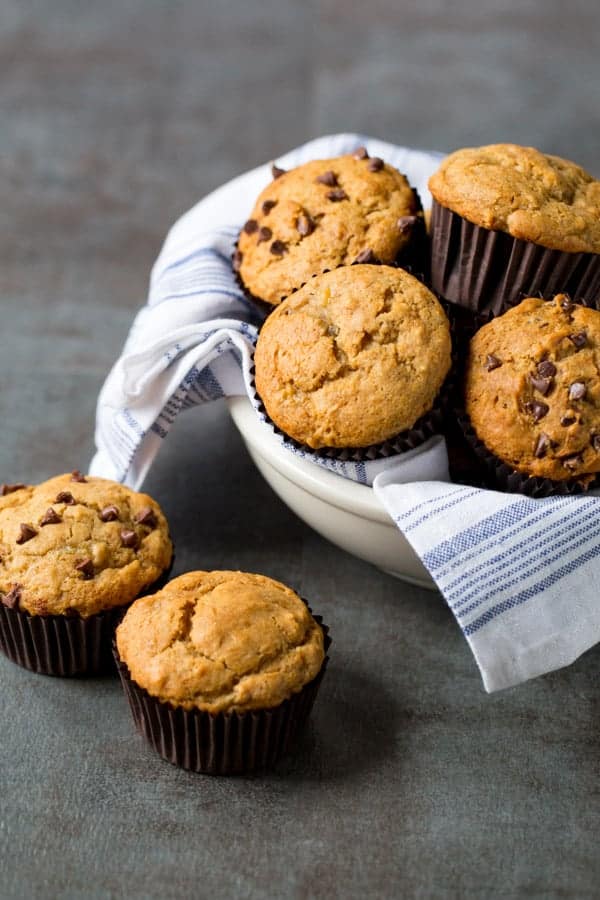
(238, 142, 600, 497)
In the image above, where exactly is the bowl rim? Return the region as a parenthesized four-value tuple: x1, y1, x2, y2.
(227, 395, 394, 525)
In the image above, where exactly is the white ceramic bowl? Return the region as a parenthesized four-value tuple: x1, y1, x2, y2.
(227, 396, 436, 590)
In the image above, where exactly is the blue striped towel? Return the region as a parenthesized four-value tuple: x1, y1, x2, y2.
(90, 134, 600, 692)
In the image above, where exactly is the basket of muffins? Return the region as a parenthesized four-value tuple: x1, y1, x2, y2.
(234, 141, 600, 498)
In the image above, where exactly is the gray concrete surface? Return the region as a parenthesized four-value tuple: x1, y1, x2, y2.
(1, 2, 599, 898)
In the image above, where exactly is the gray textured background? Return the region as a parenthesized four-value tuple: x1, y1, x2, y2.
(1, 2, 599, 898)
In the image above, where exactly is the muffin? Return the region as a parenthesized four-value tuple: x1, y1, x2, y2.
(464, 295, 600, 493)
(253, 264, 452, 452)
(235, 150, 426, 306)
(429, 144, 600, 313)
(0, 472, 173, 675)
(114, 570, 329, 774)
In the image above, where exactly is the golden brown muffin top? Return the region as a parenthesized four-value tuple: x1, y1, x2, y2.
(465, 295, 600, 482)
(116, 570, 325, 714)
(429, 144, 600, 254)
(0, 473, 172, 617)
(236, 152, 423, 306)
(254, 264, 452, 449)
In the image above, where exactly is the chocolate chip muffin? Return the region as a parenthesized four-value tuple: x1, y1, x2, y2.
(235, 150, 426, 306)
(114, 571, 329, 774)
(254, 264, 452, 450)
(429, 143, 600, 312)
(464, 295, 600, 487)
(0, 472, 173, 675)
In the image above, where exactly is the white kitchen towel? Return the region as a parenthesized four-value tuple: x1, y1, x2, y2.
(90, 133, 600, 692)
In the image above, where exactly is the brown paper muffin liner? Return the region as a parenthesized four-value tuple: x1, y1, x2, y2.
(457, 410, 600, 498)
(113, 613, 330, 775)
(430, 200, 600, 315)
(0, 556, 175, 677)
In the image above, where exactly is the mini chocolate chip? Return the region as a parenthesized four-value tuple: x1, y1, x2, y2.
(262, 199, 277, 215)
(569, 381, 586, 401)
(55, 491, 75, 505)
(561, 415, 577, 426)
(270, 240, 287, 256)
(1, 483, 26, 496)
(533, 433, 551, 458)
(484, 354, 502, 372)
(271, 164, 285, 179)
(591, 434, 600, 451)
(99, 505, 119, 522)
(568, 331, 587, 349)
(243, 219, 258, 235)
(353, 146, 369, 160)
(559, 294, 574, 313)
(120, 529, 139, 549)
(326, 189, 348, 202)
(75, 558, 94, 580)
(525, 400, 549, 423)
(16, 523, 37, 544)
(257, 226, 272, 244)
(40, 508, 61, 526)
(315, 170, 338, 187)
(232, 249, 243, 272)
(367, 157, 384, 172)
(71, 470, 87, 483)
(397, 215, 419, 233)
(135, 507, 157, 528)
(2, 584, 22, 610)
(296, 213, 315, 237)
(529, 374, 553, 396)
(562, 454, 583, 471)
(537, 360, 557, 378)
(353, 248, 378, 265)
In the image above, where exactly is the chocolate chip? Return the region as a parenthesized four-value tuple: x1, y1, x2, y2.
(120, 529, 139, 549)
(316, 170, 338, 187)
(270, 240, 287, 256)
(257, 226, 272, 244)
(135, 507, 157, 528)
(367, 157, 384, 172)
(397, 215, 419, 233)
(525, 400, 549, 422)
(296, 213, 315, 237)
(75, 558, 94, 580)
(232, 249, 243, 272)
(2, 584, 21, 610)
(16, 523, 37, 544)
(568, 331, 587, 349)
(243, 219, 258, 235)
(262, 199, 277, 215)
(559, 294, 574, 313)
(591, 434, 600, 451)
(71, 470, 87, 483)
(484, 354, 502, 372)
(271, 164, 285, 180)
(353, 146, 369, 160)
(561, 415, 576, 426)
(1, 483, 25, 496)
(533, 433, 551, 458)
(99, 505, 119, 522)
(40, 508, 61, 526)
(529, 374, 553, 396)
(55, 491, 75, 505)
(562, 454, 583, 471)
(569, 381, 586, 401)
(353, 248, 378, 265)
(326, 189, 348, 202)
(537, 360, 557, 378)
